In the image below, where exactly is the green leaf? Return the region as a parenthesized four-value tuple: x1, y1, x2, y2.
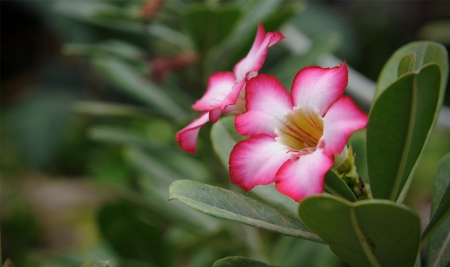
(125, 147, 209, 186)
(426, 153, 450, 267)
(135, 177, 220, 232)
(186, 4, 240, 53)
(367, 64, 443, 200)
(324, 171, 357, 202)
(397, 53, 417, 77)
(88, 126, 160, 150)
(80, 261, 112, 267)
(97, 202, 174, 267)
(299, 195, 421, 267)
(73, 101, 154, 118)
(210, 117, 242, 168)
(376, 41, 448, 100)
(169, 180, 322, 243)
(213, 256, 279, 267)
(92, 56, 186, 119)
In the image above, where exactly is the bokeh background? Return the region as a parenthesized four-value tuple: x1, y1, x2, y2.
(2, 1, 450, 267)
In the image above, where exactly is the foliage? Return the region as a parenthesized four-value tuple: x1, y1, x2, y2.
(2, 1, 449, 267)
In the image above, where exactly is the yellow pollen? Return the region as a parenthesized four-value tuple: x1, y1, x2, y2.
(276, 108, 324, 152)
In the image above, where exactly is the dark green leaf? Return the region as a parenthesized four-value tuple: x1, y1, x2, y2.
(324, 171, 357, 202)
(367, 64, 442, 200)
(169, 180, 322, 242)
(80, 261, 112, 267)
(376, 41, 448, 100)
(186, 4, 240, 52)
(426, 153, 450, 267)
(397, 53, 417, 77)
(299, 195, 421, 267)
(97, 202, 174, 267)
(213, 256, 279, 267)
(92, 56, 186, 119)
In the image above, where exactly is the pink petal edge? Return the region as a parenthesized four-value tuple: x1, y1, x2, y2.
(233, 23, 285, 82)
(229, 134, 291, 192)
(235, 74, 292, 136)
(291, 63, 348, 116)
(276, 150, 334, 202)
(192, 72, 235, 111)
(321, 95, 368, 155)
(175, 112, 211, 154)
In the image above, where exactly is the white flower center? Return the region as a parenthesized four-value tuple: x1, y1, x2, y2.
(275, 107, 324, 157)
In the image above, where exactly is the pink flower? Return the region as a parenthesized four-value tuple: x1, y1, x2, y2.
(229, 63, 368, 202)
(176, 23, 284, 154)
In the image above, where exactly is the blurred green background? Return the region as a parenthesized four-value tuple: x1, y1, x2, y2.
(1, 1, 450, 266)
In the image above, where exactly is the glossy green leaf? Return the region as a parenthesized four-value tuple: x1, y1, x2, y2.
(324, 172, 357, 202)
(376, 41, 448, 99)
(299, 195, 421, 267)
(210, 116, 242, 168)
(186, 4, 240, 53)
(80, 261, 112, 267)
(426, 153, 450, 267)
(367, 64, 442, 200)
(169, 180, 322, 243)
(92, 56, 185, 119)
(397, 53, 417, 77)
(213, 256, 279, 267)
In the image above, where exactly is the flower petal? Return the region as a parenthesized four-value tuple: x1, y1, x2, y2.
(229, 134, 291, 192)
(233, 23, 285, 81)
(175, 112, 210, 154)
(192, 72, 235, 111)
(235, 74, 293, 136)
(321, 95, 368, 155)
(217, 78, 247, 112)
(276, 150, 333, 202)
(291, 63, 348, 116)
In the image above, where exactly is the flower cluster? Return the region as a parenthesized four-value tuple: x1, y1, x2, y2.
(176, 24, 368, 202)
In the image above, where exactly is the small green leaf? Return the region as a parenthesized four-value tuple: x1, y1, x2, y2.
(80, 261, 112, 267)
(397, 53, 417, 77)
(169, 180, 322, 242)
(299, 195, 421, 267)
(376, 41, 448, 99)
(92, 56, 186, 119)
(213, 256, 280, 267)
(324, 171, 357, 202)
(367, 64, 443, 200)
(426, 153, 450, 267)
